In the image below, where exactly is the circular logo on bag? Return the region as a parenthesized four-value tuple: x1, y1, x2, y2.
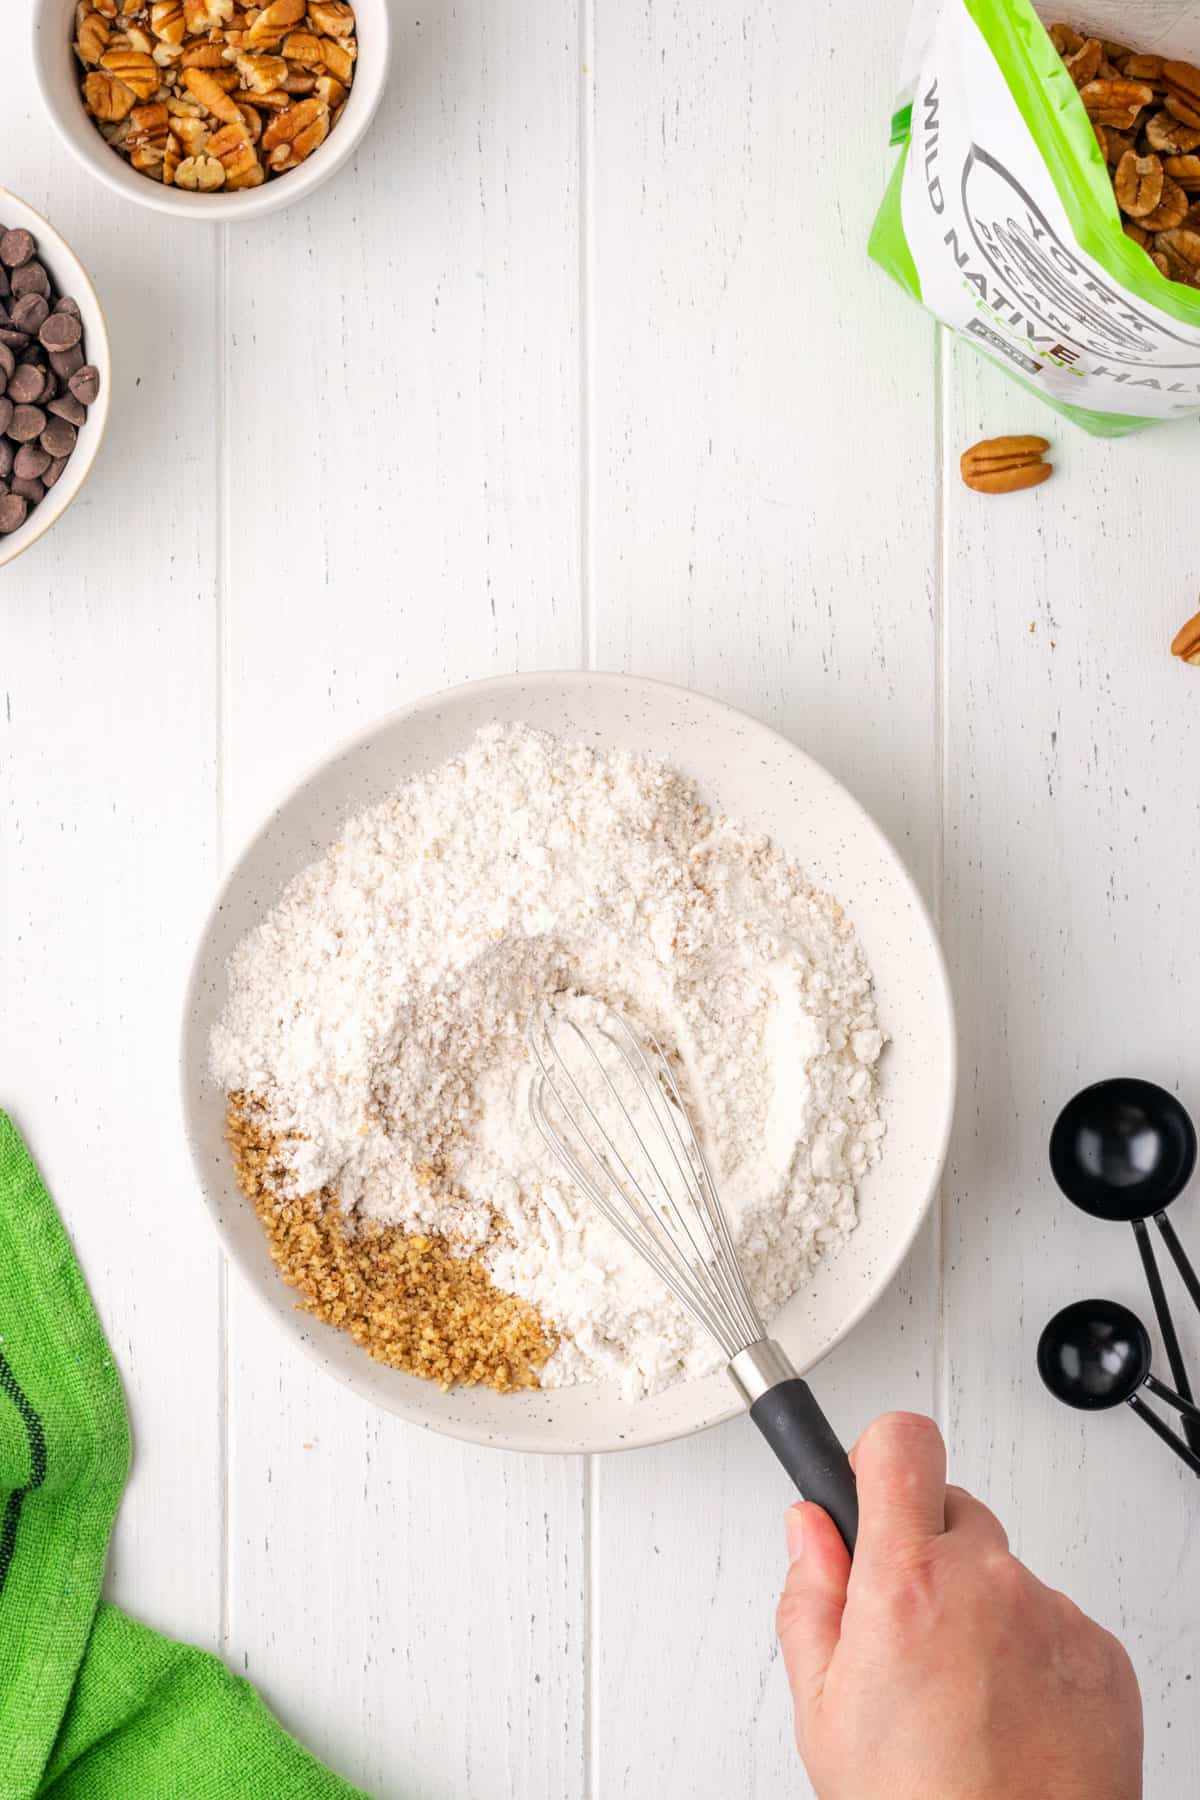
(961, 145, 1200, 368)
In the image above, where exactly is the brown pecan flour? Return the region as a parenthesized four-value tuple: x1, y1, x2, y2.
(226, 1093, 556, 1392)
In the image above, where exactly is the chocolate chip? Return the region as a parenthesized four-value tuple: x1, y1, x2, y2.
(11, 293, 49, 334)
(14, 443, 51, 480)
(39, 415, 76, 459)
(48, 393, 85, 426)
(39, 309, 80, 351)
(50, 343, 84, 378)
(7, 363, 45, 405)
(0, 227, 94, 533)
(8, 404, 46, 442)
(11, 261, 49, 299)
(68, 364, 100, 404)
(0, 229, 35, 269)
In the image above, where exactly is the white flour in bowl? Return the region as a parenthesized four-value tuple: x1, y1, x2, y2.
(209, 723, 886, 1399)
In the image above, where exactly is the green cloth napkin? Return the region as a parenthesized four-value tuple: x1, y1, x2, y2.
(0, 1109, 371, 1800)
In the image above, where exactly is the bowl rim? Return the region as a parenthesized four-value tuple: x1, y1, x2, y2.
(0, 185, 111, 571)
(180, 669, 958, 1453)
(30, 0, 390, 223)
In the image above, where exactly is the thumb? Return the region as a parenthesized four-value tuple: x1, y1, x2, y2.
(776, 1502, 851, 1736)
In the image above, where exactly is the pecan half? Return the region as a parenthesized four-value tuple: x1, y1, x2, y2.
(1141, 176, 1188, 230)
(1115, 150, 1164, 217)
(1154, 226, 1200, 266)
(960, 436, 1052, 496)
(1123, 54, 1165, 87)
(1145, 109, 1200, 153)
(1171, 609, 1200, 665)
(1049, 22, 1083, 56)
(1163, 61, 1200, 127)
(1078, 78, 1154, 129)
(1163, 154, 1200, 190)
(1065, 38, 1102, 87)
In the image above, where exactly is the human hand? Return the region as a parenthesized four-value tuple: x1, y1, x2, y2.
(777, 1412, 1143, 1800)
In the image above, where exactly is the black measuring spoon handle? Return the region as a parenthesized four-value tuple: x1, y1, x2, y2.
(1154, 1211, 1200, 1318)
(1127, 1393, 1200, 1478)
(1144, 1371, 1200, 1424)
(1131, 1217, 1200, 1457)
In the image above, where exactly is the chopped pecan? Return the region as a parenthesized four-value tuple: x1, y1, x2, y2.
(234, 49, 287, 92)
(174, 151, 225, 188)
(308, 0, 354, 33)
(75, 9, 110, 64)
(207, 120, 264, 185)
(281, 28, 324, 63)
(260, 93, 328, 168)
(150, 0, 186, 43)
(162, 128, 182, 183)
(83, 69, 136, 118)
(960, 436, 1052, 496)
(98, 45, 158, 97)
(183, 63, 244, 122)
(183, 0, 233, 30)
(245, 0, 305, 47)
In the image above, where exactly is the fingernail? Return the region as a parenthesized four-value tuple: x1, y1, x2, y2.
(785, 1504, 805, 1564)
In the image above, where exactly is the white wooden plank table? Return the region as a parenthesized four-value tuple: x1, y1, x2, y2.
(3, 1, 1198, 1795)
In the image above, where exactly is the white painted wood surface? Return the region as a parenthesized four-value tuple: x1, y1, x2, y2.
(2, 1, 1198, 1795)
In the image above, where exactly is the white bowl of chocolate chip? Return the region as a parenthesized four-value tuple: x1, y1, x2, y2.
(0, 191, 109, 569)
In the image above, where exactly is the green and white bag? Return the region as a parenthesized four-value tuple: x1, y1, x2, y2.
(870, 0, 1200, 433)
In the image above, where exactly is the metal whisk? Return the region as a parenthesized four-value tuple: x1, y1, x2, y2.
(529, 1003, 859, 1551)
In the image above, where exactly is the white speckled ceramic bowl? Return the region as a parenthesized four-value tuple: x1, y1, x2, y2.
(32, 0, 388, 222)
(181, 672, 956, 1453)
(0, 188, 110, 570)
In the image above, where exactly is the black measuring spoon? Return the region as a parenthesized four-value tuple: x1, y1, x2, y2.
(1038, 1297, 1200, 1477)
(1050, 1077, 1200, 1453)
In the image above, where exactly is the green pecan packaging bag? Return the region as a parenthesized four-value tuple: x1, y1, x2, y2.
(870, 0, 1200, 433)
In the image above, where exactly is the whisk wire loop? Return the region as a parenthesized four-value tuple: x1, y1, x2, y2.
(528, 1004, 765, 1360)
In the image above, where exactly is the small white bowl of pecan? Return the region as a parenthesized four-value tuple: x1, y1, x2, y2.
(33, 0, 388, 219)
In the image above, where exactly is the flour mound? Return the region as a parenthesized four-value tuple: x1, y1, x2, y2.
(210, 723, 886, 1398)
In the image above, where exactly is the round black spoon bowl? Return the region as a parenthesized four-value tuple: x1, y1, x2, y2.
(1050, 1078, 1200, 1451)
(1038, 1298, 1200, 1476)
(1049, 1078, 1196, 1224)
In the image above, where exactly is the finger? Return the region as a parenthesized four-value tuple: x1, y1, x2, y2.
(851, 1412, 947, 1569)
(944, 1483, 1009, 1552)
(776, 1502, 851, 1735)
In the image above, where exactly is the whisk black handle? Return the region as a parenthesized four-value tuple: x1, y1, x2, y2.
(750, 1378, 859, 1553)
